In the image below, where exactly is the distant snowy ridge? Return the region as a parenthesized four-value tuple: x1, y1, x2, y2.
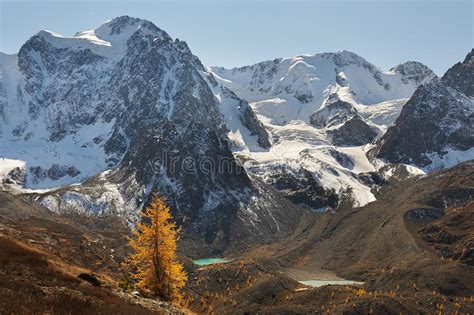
(210, 51, 435, 124)
(209, 51, 436, 208)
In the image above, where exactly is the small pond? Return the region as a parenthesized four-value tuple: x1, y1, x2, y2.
(193, 258, 232, 266)
(299, 280, 364, 287)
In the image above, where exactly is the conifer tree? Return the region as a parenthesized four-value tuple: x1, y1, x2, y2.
(124, 193, 187, 304)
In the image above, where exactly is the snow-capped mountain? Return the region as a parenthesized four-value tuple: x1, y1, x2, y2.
(0, 16, 299, 249)
(209, 52, 436, 208)
(0, 17, 267, 188)
(211, 51, 435, 126)
(372, 49, 474, 170)
(1, 15, 471, 248)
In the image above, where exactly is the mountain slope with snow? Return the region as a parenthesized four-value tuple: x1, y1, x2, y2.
(1, 15, 470, 246)
(210, 52, 435, 124)
(0, 16, 300, 250)
(372, 49, 474, 171)
(210, 52, 436, 208)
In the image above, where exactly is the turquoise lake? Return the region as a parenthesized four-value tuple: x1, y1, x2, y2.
(299, 280, 364, 287)
(193, 258, 231, 266)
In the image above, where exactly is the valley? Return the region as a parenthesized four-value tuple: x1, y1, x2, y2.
(1, 161, 473, 313)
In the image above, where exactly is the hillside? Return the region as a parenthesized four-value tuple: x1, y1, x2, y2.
(0, 191, 182, 314)
(182, 161, 474, 314)
(372, 49, 474, 169)
(247, 162, 473, 306)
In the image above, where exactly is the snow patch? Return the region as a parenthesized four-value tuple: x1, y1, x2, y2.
(424, 147, 474, 172)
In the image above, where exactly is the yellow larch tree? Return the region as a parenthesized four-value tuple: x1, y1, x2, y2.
(123, 193, 187, 304)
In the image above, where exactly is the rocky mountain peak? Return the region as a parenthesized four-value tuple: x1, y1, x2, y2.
(19, 16, 179, 67)
(372, 50, 474, 170)
(390, 61, 436, 85)
(309, 94, 378, 146)
(442, 48, 474, 97)
(326, 50, 371, 67)
(1, 17, 293, 250)
(93, 15, 171, 44)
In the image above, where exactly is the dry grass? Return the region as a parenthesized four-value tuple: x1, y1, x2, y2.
(0, 192, 182, 314)
(0, 236, 165, 314)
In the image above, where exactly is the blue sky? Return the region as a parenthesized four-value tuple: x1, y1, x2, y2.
(1, 0, 472, 75)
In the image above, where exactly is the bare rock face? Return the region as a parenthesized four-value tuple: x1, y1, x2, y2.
(327, 116, 377, 146)
(390, 61, 436, 86)
(29, 165, 81, 184)
(309, 97, 358, 129)
(372, 50, 474, 169)
(263, 165, 339, 211)
(2, 167, 25, 186)
(310, 96, 377, 146)
(237, 97, 271, 148)
(442, 49, 474, 97)
(217, 84, 271, 148)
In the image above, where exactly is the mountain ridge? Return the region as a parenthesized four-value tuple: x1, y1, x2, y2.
(372, 49, 474, 169)
(0, 16, 300, 251)
(208, 48, 438, 209)
(1, 16, 472, 251)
